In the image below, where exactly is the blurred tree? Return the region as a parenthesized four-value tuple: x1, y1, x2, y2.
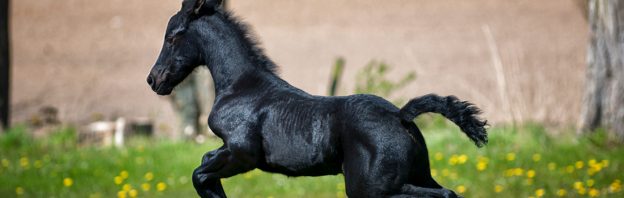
(580, 0, 624, 142)
(169, 69, 214, 140)
(0, 0, 10, 130)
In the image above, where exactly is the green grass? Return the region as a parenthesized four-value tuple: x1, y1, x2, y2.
(0, 121, 623, 198)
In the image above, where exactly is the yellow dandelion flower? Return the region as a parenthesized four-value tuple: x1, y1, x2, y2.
(449, 155, 458, 166)
(431, 169, 437, 177)
(548, 162, 556, 170)
(610, 180, 622, 193)
(588, 159, 597, 165)
(19, 157, 29, 168)
(15, 187, 24, 196)
(494, 185, 503, 193)
(586, 179, 595, 187)
(122, 184, 132, 192)
(476, 162, 487, 171)
(575, 161, 584, 169)
(591, 163, 602, 171)
(141, 183, 151, 191)
(535, 188, 545, 197)
(156, 182, 167, 192)
(526, 170, 536, 178)
(144, 172, 154, 181)
(574, 181, 583, 189)
(128, 189, 138, 198)
(506, 153, 516, 161)
(588, 188, 599, 197)
(114, 176, 123, 185)
(120, 170, 129, 179)
(577, 187, 587, 195)
(514, 168, 524, 176)
(556, 189, 566, 197)
(532, 154, 541, 162)
(457, 155, 468, 164)
(117, 190, 127, 198)
(455, 185, 466, 194)
(63, 177, 74, 187)
(434, 152, 443, 161)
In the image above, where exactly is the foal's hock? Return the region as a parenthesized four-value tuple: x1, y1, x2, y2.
(146, 0, 488, 197)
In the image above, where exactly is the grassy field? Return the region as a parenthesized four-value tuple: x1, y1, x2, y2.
(1, 120, 623, 198)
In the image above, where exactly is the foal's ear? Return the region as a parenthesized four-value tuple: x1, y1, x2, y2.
(190, 0, 223, 15)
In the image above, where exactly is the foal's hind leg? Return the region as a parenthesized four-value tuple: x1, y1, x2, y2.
(342, 138, 412, 197)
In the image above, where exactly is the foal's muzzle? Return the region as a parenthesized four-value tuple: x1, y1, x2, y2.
(147, 66, 173, 95)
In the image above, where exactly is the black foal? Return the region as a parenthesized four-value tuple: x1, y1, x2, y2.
(146, 0, 487, 197)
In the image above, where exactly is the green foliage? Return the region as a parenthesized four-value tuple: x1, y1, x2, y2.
(45, 127, 78, 150)
(354, 61, 415, 104)
(1, 125, 623, 197)
(0, 125, 33, 151)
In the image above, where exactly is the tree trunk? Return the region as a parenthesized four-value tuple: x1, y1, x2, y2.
(0, 0, 10, 130)
(580, 0, 624, 142)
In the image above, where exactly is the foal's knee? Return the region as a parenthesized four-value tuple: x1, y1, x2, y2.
(201, 149, 222, 164)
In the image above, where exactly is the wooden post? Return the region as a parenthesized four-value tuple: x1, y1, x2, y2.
(0, 0, 10, 130)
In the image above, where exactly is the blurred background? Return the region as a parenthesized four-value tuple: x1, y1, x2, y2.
(1, 0, 623, 197)
(8, 0, 588, 128)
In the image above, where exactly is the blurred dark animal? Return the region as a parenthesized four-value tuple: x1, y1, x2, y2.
(146, 0, 488, 197)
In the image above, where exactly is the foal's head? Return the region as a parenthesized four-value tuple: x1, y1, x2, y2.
(147, 0, 223, 95)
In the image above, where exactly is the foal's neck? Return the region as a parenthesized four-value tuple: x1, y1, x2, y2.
(198, 11, 280, 96)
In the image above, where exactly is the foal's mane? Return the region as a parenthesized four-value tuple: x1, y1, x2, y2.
(215, 10, 279, 74)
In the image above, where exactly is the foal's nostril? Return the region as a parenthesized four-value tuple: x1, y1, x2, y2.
(147, 75, 154, 85)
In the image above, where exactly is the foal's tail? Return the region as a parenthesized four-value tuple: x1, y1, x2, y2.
(399, 94, 488, 147)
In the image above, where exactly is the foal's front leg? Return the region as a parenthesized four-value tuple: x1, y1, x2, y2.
(192, 144, 257, 198)
(192, 147, 228, 198)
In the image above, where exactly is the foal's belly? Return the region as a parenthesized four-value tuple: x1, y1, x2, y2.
(257, 114, 343, 176)
(259, 141, 343, 176)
